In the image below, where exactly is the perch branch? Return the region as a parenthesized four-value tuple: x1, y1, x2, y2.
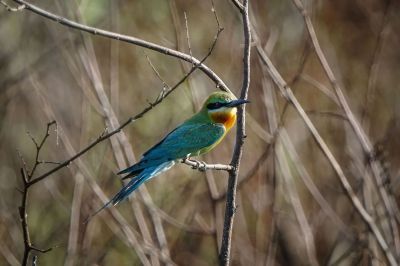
(182, 159, 233, 172)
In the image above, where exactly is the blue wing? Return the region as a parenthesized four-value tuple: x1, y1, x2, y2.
(118, 123, 225, 175)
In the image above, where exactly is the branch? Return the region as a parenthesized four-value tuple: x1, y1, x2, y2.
(11, 0, 232, 94)
(219, 0, 251, 265)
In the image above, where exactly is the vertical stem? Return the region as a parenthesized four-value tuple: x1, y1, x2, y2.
(219, 1, 251, 265)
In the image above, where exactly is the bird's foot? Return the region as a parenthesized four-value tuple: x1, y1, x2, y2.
(183, 158, 207, 172)
(192, 159, 207, 172)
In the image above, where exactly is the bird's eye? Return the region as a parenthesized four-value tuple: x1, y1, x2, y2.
(207, 102, 223, 110)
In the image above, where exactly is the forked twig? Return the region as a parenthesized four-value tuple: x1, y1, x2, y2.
(18, 121, 57, 265)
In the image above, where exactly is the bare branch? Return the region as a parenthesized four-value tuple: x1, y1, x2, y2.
(11, 0, 232, 94)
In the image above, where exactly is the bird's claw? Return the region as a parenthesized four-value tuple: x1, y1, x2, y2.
(193, 160, 206, 172)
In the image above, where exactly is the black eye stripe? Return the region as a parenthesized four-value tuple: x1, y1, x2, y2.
(207, 102, 226, 110)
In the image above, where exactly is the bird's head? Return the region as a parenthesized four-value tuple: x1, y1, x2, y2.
(201, 91, 250, 130)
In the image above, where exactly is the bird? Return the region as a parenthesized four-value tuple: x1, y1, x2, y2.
(87, 91, 249, 220)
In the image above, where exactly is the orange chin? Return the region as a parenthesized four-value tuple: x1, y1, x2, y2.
(210, 111, 237, 131)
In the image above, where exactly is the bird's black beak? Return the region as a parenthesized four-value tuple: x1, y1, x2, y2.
(225, 99, 250, 107)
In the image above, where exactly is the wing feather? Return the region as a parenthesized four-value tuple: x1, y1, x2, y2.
(118, 123, 225, 175)
(145, 123, 225, 160)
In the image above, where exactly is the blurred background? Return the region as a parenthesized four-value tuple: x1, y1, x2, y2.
(1, 0, 400, 265)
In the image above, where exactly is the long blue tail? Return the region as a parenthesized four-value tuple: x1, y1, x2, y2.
(85, 161, 174, 223)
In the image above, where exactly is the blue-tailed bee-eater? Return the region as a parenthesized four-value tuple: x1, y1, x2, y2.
(91, 91, 249, 217)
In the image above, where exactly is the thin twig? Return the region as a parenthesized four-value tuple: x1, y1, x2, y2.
(144, 53, 170, 90)
(219, 0, 251, 265)
(183, 12, 193, 65)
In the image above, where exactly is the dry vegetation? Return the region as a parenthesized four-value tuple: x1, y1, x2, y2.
(1, 0, 400, 265)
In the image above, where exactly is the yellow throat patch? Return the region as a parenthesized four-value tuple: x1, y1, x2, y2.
(210, 108, 237, 131)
